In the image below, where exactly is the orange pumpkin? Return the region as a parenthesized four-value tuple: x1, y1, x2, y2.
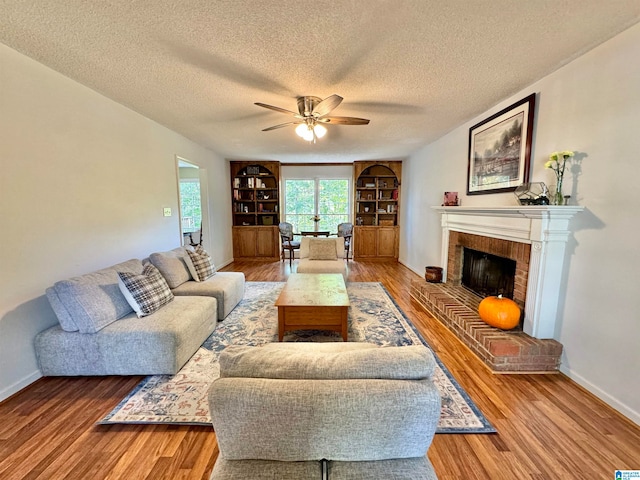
(478, 294, 521, 330)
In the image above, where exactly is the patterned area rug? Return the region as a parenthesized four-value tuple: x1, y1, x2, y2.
(101, 282, 495, 433)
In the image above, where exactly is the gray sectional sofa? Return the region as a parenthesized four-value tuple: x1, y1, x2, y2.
(208, 342, 441, 479)
(36, 248, 245, 376)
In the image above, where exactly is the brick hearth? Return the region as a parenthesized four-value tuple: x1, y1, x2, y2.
(410, 280, 562, 373)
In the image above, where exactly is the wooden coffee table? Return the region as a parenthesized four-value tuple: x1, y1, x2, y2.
(275, 273, 350, 341)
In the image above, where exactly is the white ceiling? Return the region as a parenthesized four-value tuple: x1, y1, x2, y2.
(2, 1, 639, 163)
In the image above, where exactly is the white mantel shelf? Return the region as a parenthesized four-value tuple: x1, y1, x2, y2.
(432, 205, 584, 339)
(432, 205, 584, 244)
(432, 205, 584, 216)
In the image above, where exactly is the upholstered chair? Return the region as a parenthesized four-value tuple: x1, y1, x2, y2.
(278, 222, 300, 266)
(337, 222, 353, 260)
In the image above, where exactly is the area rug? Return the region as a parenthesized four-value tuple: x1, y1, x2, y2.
(100, 282, 495, 433)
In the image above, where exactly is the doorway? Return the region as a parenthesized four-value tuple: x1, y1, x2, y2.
(176, 157, 208, 247)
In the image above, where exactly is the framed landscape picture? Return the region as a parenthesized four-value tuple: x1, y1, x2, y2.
(467, 93, 536, 195)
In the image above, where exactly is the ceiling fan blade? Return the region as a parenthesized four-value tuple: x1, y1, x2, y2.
(262, 121, 303, 132)
(318, 116, 370, 125)
(312, 94, 343, 117)
(254, 102, 299, 116)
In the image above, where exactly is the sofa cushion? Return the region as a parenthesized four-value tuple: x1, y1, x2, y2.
(308, 238, 338, 260)
(185, 245, 216, 281)
(328, 457, 438, 480)
(219, 343, 436, 380)
(149, 247, 193, 288)
(297, 259, 347, 276)
(210, 457, 438, 480)
(210, 458, 437, 480)
(171, 271, 245, 320)
(211, 459, 321, 479)
(117, 264, 174, 317)
(48, 259, 144, 333)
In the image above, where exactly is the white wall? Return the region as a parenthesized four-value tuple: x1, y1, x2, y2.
(0, 44, 233, 400)
(400, 23, 640, 424)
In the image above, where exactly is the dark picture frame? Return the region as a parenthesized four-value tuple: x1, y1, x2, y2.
(467, 93, 536, 195)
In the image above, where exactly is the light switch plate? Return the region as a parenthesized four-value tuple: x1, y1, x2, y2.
(163, 207, 172, 217)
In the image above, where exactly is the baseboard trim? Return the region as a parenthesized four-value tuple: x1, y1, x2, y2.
(398, 259, 421, 278)
(217, 258, 234, 269)
(0, 370, 42, 403)
(559, 366, 639, 426)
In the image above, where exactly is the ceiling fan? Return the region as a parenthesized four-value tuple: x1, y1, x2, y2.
(255, 94, 370, 142)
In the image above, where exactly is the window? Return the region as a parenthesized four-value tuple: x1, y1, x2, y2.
(284, 178, 350, 233)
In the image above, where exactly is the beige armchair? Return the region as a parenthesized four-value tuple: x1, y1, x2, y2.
(296, 236, 347, 277)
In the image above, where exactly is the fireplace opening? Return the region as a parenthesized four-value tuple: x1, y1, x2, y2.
(462, 248, 516, 299)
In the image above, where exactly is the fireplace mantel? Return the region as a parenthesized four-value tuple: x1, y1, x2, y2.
(432, 205, 584, 339)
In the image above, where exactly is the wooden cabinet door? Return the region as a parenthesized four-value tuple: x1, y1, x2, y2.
(256, 227, 276, 257)
(354, 227, 378, 257)
(377, 227, 398, 257)
(233, 227, 257, 258)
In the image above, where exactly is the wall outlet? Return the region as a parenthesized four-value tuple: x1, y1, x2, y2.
(163, 207, 172, 217)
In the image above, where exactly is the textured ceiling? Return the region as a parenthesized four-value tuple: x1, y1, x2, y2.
(2, 1, 640, 163)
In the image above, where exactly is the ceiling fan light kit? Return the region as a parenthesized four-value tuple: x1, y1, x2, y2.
(255, 94, 370, 143)
(295, 122, 327, 142)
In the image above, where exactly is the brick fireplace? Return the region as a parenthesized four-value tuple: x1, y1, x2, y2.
(410, 205, 583, 373)
(447, 231, 531, 312)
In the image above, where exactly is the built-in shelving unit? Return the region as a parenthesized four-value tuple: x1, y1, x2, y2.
(230, 161, 280, 260)
(353, 161, 402, 260)
(231, 162, 280, 227)
(355, 171, 399, 227)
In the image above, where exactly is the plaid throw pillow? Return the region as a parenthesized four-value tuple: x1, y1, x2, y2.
(185, 245, 215, 281)
(117, 264, 174, 317)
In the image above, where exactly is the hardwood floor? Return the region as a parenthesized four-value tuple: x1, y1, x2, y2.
(1, 260, 638, 479)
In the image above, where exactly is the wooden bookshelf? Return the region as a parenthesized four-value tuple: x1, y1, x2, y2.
(230, 161, 280, 260)
(353, 161, 401, 260)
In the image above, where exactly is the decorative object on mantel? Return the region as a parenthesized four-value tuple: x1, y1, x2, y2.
(442, 191, 459, 206)
(467, 93, 536, 195)
(478, 294, 521, 330)
(514, 182, 549, 205)
(425, 266, 443, 283)
(545, 150, 574, 205)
